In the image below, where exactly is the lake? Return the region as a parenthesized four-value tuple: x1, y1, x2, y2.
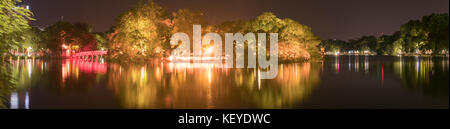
(5, 55, 449, 109)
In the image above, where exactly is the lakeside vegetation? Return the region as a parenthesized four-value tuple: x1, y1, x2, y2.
(3, 0, 448, 65)
(0, 0, 449, 109)
(1, 0, 33, 108)
(319, 13, 449, 56)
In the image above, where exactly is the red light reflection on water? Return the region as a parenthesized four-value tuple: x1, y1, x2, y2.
(72, 59, 107, 74)
(61, 59, 107, 82)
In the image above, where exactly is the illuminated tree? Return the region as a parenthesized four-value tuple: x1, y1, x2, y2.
(399, 13, 449, 54)
(400, 20, 428, 53)
(11, 27, 45, 54)
(248, 12, 322, 61)
(421, 13, 449, 54)
(377, 32, 403, 55)
(41, 21, 99, 54)
(319, 39, 343, 53)
(171, 8, 207, 37)
(95, 33, 107, 50)
(170, 8, 207, 54)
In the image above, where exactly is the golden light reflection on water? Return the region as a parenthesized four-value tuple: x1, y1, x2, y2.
(106, 62, 320, 109)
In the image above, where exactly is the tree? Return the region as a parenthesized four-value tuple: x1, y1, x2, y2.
(95, 33, 107, 50)
(400, 20, 428, 53)
(1, 0, 34, 108)
(319, 39, 345, 53)
(398, 13, 449, 54)
(108, 0, 170, 63)
(171, 8, 207, 36)
(247, 12, 322, 61)
(422, 13, 449, 54)
(1, 0, 34, 54)
(12, 27, 44, 53)
(248, 12, 285, 33)
(42, 21, 99, 55)
(377, 32, 403, 55)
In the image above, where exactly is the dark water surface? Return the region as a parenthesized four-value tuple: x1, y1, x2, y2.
(6, 56, 449, 109)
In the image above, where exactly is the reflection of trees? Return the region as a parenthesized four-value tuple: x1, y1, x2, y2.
(393, 56, 449, 98)
(107, 63, 219, 108)
(267, 63, 320, 108)
(1, 59, 42, 108)
(0, 61, 14, 108)
(107, 62, 320, 109)
(11, 59, 107, 94)
(233, 63, 320, 108)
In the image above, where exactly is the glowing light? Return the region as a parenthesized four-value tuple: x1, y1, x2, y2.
(27, 47, 32, 56)
(334, 52, 340, 56)
(258, 69, 261, 90)
(204, 46, 214, 55)
(140, 67, 147, 80)
(168, 55, 174, 61)
(10, 92, 18, 109)
(61, 60, 71, 83)
(27, 60, 32, 77)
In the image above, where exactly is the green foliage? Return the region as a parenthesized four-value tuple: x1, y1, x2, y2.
(1, 0, 34, 108)
(0, 0, 34, 53)
(247, 12, 285, 33)
(108, 0, 170, 63)
(172, 8, 207, 35)
(400, 20, 428, 52)
(320, 13, 448, 56)
(18, 27, 44, 50)
(420, 13, 449, 53)
(400, 13, 449, 54)
(319, 39, 344, 52)
(95, 33, 107, 50)
(170, 8, 207, 51)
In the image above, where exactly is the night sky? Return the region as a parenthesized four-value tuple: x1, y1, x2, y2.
(23, 0, 448, 40)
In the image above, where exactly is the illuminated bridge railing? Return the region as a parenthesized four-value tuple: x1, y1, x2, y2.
(71, 50, 107, 60)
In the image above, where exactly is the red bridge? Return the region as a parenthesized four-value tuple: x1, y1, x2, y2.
(71, 50, 107, 60)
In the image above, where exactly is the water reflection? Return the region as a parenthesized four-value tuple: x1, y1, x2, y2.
(106, 62, 319, 108)
(328, 56, 449, 99)
(393, 56, 449, 98)
(6, 58, 108, 108)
